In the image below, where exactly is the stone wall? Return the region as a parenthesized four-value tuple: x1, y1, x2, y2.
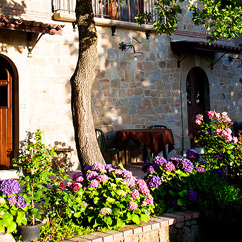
(0, 0, 241, 168)
(60, 211, 201, 242)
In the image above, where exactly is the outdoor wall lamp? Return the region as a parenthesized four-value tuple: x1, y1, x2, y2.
(119, 42, 142, 61)
(228, 55, 242, 68)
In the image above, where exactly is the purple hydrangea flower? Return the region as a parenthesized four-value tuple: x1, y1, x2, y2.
(147, 175, 161, 188)
(147, 166, 156, 174)
(130, 189, 140, 199)
(213, 153, 224, 161)
(163, 161, 175, 171)
(186, 149, 199, 161)
(169, 157, 180, 166)
(7, 196, 17, 206)
(88, 179, 99, 188)
(84, 165, 93, 172)
(177, 158, 194, 172)
(188, 190, 197, 202)
(105, 164, 115, 172)
(86, 171, 99, 180)
(152, 156, 167, 166)
(92, 163, 106, 172)
(213, 169, 226, 179)
(16, 195, 28, 208)
(97, 174, 109, 182)
(73, 172, 85, 182)
(0, 179, 20, 196)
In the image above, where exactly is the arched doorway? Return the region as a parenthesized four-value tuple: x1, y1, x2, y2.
(0, 56, 18, 168)
(186, 67, 210, 147)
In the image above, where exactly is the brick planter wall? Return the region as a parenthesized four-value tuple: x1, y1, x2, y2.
(61, 211, 200, 242)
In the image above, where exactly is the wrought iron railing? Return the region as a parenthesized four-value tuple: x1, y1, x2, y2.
(52, 0, 157, 24)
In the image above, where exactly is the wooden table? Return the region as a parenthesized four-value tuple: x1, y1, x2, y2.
(116, 129, 175, 165)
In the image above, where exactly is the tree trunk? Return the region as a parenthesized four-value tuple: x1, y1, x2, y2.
(70, 0, 105, 169)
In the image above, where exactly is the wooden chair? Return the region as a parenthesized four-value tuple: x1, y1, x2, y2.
(148, 125, 167, 129)
(95, 129, 120, 164)
(147, 125, 168, 159)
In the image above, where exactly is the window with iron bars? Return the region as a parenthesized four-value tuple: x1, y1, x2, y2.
(52, 0, 157, 24)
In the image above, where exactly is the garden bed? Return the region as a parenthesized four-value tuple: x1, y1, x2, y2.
(60, 211, 200, 242)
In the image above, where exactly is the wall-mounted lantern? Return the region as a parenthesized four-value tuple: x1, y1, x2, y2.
(119, 42, 142, 61)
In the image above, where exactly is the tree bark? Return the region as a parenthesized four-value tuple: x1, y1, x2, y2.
(70, 0, 105, 169)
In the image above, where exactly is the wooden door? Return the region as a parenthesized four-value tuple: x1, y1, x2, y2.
(186, 67, 209, 147)
(0, 64, 12, 168)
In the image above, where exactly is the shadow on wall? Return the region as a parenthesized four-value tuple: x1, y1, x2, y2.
(0, 1, 27, 54)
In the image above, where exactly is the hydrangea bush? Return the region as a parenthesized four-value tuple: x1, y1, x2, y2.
(143, 153, 205, 214)
(57, 163, 154, 231)
(0, 179, 28, 233)
(195, 111, 242, 175)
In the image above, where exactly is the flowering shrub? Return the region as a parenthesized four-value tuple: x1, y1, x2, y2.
(143, 155, 205, 214)
(195, 111, 242, 175)
(13, 129, 57, 225)
(0, 179, 28, 233)
(58, 163, 154, 231)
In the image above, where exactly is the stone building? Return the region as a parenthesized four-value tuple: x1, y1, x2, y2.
(0, 0, 241, 169)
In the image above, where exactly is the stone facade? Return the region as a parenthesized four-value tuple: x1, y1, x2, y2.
(0, 0, 241, 168)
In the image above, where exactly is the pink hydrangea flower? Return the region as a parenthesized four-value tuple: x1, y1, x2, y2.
(92, 163, 106, 172)
(144, 195, 154, 205)
(130, 189, 140, 199)
(97, 174, 109, 182)
(136, 179, 150, 195)
(128, 201, 138, 210)
(88, 179, 99, 188)
(125, 176, 137, 188)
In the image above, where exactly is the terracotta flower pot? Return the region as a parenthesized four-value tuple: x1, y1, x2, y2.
(18, 223, 41, 242)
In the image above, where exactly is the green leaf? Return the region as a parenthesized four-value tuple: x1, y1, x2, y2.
(141, 213, 149, 222)
(7, 222, 17, 233)
(74, 212, 82, 218)
(104, 216, 112, 226)
(131, 214, 140, 224)
(169, 190, 176, 196)
(177, 199, 183, 206)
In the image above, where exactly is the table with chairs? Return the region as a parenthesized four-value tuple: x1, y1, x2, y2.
(116, 126, 175, 165)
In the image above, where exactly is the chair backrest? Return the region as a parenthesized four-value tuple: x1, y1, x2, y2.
(148, 125, 167, 129)
(95, 129, 107, 154)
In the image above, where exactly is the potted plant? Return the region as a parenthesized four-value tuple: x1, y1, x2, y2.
(13, 129, 57, 241)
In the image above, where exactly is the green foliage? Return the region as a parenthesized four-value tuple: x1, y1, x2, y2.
(13, 129, 57, 225)
(40, 219, 92, 242)
(135, 0, 242, 42)
(0, 179, 28, 234)
(188, 170, 241, 224)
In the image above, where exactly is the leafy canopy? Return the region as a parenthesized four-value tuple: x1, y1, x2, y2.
(135, 0, 242, 42)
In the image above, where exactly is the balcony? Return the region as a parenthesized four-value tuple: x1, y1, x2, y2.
(52, 0, 157, 26)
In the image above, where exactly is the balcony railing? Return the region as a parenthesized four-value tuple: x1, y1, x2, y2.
(52, 0, 158, 24)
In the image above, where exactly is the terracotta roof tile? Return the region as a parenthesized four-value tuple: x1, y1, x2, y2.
(0, 15, 64, 35)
